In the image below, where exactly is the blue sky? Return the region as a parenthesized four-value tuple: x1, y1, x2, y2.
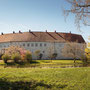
(0, 0, 89, 41)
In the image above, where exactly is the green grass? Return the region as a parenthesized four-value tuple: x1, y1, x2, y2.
(0, 67, 90, 90)
(0, 60, 83, 68)
(37, 60, 82, 64)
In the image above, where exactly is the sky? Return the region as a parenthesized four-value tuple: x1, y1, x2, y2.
(0, 0, 90, 42)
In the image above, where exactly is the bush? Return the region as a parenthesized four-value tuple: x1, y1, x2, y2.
(2, 54, 10, 63)
(85, 48, 90, 61)
(52, 53, 57, 59)
(39, 53, 43, 60)
(11, 53, 21, 63)
(0, 54, 3, 60)
(25, 52, 32, 63)
(34, 50, 40, 60)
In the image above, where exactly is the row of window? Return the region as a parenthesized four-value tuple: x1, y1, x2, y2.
(23, 43, 47, 47)
(0, 43, 63, 48)
(0, 43, 47, 48)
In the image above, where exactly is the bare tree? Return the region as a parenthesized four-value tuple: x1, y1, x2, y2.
(48, 45, 54, 61)
(62, 42, 86, 63)
(64, 0, 90, 30)
(48, 44, 57, 62)
(34, 50, 40, 60)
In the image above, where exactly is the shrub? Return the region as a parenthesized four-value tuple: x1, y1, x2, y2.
(34, 50, 40, 60)
(2, 54, 10, 63)
(48, 53, 57, 60)
(39, 53, 43, 60)
(82, 58, 88, 66)
(85, 48, 90, 61)
(25, 52, 32, 63)
(11, 53, 21, 63)
(0, 54, 3, 60)
(52, 53, 57, 59)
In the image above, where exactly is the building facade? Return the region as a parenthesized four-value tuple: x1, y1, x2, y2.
(0, 31, 85, 59)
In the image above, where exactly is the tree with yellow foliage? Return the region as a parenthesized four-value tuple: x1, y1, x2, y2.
(85, 37, 90, 60)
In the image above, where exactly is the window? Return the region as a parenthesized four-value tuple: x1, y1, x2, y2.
(43, 51, 45, 53)
(31, 43, 34, 47)
(27, 43, 30, 47)
(40, 43, 42, 47)
(23, 44, 25, 46)
(44, 43, 46, 46)
(35, 43, 38, 47)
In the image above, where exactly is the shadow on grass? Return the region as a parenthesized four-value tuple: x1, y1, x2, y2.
(30, 60, 40, 64)
(7, 62, 16, 66)
(3, 61, 40, 68)
(0, 79, 67, 90)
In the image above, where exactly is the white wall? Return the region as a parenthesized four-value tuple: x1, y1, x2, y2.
(0, 42, 84, 60)
(0, 41, 66, 59)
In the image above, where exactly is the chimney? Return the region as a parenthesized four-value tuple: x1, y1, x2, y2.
(46, 30, 47, 32)
(70, 31, 71, 33)
(13, 31, 15, 34)
(55, 30, 56, 33)
(19, 30, 22, 33)
(1, 32, 3, 35)
(29, 30, 31, 32)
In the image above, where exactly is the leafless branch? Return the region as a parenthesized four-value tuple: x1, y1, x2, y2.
(64, 0, 90, 29)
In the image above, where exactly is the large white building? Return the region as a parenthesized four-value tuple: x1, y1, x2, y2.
(0, 31, 85, 59)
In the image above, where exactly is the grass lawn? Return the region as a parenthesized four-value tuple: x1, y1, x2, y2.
(0, 60, 83, 68)
(0, 67, 90, 90)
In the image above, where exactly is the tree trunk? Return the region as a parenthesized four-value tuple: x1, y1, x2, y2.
(4, 60, 7, 64)
(73, 59, 76, 67)
(74, 59, 76, 63)
(51, 58, 52, 63)
(83, 58, 88, 67)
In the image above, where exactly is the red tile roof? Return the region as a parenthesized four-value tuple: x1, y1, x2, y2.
(0, 31, 85, 43)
